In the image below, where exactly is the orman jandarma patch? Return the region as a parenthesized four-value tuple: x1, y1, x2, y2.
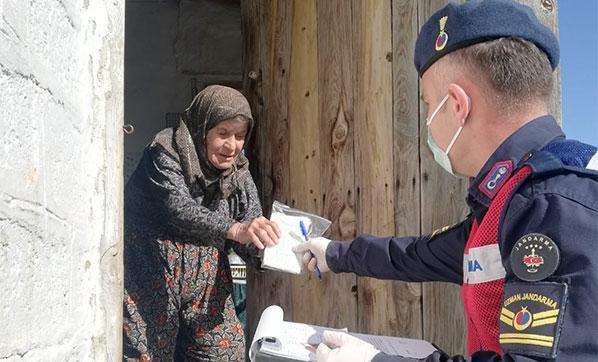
(500, 282, 568, 359)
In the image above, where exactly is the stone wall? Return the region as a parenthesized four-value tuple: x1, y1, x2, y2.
(0, 0, 124, 360)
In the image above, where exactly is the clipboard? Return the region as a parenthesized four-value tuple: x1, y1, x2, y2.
(250, 305, 439, 362)
(253, 336, 307, 362)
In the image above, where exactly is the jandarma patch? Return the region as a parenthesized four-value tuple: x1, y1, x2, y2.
(499, 282, 568, 359)
(435, 16, 449, 51)
(479, 160, 513, 199)
(510, 233, 560, 282)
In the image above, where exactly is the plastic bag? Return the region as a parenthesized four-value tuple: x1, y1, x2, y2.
(271, 200, 331, 237)
(261, 200, 331, 274)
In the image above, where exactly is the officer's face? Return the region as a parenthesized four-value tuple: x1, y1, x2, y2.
(421, 70, 457, 152)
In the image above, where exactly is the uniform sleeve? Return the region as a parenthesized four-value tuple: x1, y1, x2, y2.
(325, 217, 472, 283)
(230, 176, 264, 268)
(492, 187, 598, 361)
(143, 146, 236, 249)
(384, 183, 598, 362)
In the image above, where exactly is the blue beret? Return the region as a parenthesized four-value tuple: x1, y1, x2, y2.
(414, 0, 559, 76)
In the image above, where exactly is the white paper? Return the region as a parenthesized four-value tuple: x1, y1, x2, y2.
(251, 305, 284, 349)
(262, 212, 311, 274)
(270, 321, 317, 361)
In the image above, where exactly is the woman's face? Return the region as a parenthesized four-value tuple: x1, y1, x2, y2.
(205, 118, 249, 170)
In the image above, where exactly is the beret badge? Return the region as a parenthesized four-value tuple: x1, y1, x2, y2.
(435, 16, 449, 51)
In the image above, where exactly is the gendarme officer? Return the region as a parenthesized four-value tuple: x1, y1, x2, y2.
(295, 0, 598, 361)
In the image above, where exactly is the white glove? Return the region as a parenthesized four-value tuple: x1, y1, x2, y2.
(316, 331, 379, 362)
(292, 236, 331, 273)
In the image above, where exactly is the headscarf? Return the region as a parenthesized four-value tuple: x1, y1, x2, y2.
(154, 85, 254, 199)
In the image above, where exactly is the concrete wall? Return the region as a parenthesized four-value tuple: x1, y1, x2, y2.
(124, 0, 243, 181)
(0, 0, 124, 360)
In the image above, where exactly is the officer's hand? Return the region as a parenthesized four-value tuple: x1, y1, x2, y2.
(292, 237, 331, 273)
(316, 331, 379, 362)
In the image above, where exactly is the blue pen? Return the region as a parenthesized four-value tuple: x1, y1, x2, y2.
(299, 220, 322, 280)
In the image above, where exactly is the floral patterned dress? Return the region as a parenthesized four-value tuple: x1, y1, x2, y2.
(123, 144, 262, 361)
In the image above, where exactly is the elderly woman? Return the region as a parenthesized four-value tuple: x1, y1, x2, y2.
(123, 85, 280, 361)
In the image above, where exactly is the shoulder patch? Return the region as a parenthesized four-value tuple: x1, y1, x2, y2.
(500, 282, 568, 359)
(431, 224, 453, 238)
(479, 160, 513, 199)
(430, 216, 470, 238)
(510, 233, 560, 282)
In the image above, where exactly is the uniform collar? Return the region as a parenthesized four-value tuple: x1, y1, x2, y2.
(467, 115, 565, 209)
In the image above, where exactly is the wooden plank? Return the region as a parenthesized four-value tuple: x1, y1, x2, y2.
(287, 0, 324, 325)
(391, 0, 424, 339)
(288, 0, 320, 215)
(243, 0, 295, 344)
(418, 0, 469, 357)
(240, 0, 262, 343)
(310, 0, 358, 331)
(352, 0, 398, 336)
(241, 0, 262, 183)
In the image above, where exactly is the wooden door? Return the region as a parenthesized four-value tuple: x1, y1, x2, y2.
(241, 0, 560, 356)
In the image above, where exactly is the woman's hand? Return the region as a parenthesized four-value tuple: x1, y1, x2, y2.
(227, 217, 282, 249)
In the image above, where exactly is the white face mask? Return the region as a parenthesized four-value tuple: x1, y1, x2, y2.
(426, 94, 464, 176)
